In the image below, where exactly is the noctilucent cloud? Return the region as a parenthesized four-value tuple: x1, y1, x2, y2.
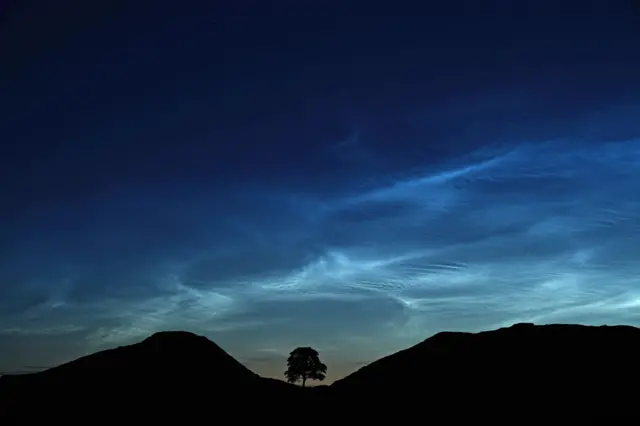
(2, 1, 640, 382)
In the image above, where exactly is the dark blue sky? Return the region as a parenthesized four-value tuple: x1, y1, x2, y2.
(2, 0, 640, 382)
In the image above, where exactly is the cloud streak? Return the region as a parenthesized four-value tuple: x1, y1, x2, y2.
(1, 127, 640, 379)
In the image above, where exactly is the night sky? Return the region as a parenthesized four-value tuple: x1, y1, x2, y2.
(2, 1, 640, 382)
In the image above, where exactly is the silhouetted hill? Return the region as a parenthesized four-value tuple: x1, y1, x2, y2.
(2, 330, 256, 384)
(0, 331, 303, 419)
(332, 323, 640, 418)
(2, 324, 639, 421)
(46, 331, 257, 380)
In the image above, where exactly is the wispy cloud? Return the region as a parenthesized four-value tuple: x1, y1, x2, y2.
(1, 119, 639, 376)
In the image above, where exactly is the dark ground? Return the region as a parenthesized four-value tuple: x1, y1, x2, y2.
(1, 323, 638, 421)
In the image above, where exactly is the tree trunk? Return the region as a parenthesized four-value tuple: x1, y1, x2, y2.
(302, 375, 307, 388)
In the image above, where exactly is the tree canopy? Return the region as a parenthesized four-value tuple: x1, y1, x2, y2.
(284, 346, 327, 387)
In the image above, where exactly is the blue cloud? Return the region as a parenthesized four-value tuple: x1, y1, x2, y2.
(2, 109, 640, 380)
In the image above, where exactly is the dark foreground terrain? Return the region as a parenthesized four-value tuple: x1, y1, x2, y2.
(1, 323, 639, 421)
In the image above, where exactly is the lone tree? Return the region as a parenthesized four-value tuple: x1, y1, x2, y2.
(284, 346, 327, 387)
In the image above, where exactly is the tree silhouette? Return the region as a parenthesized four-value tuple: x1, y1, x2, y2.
(284, 347, 327, 387)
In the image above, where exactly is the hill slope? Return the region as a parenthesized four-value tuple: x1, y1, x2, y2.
(332, 323, 640, 415)
(0, 331, 300, 418)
